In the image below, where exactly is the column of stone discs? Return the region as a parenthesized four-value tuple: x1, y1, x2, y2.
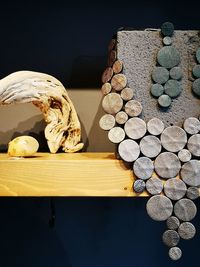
(192, 47, 200, 97)
(150, 22, 183, 109)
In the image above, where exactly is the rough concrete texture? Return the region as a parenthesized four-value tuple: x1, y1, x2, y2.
(117, 30, 200, 126)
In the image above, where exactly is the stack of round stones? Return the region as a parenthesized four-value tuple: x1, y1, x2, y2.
(151, 22, 183, 108)
(192, 47, 200, 96)
(99, 32, 200, 261)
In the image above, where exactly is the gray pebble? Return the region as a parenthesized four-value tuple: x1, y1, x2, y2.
(133, 157, 154, 180)
(118, 139, 140, 162)
(192, 64, 200, 78)
(192, 78, 200, 97)
(163, 36, 172, 46)
(183, 117, 200, 135)
(187, 134, 200, 157)
(146, 176, 163, 195)
(157, 46, 181, 69)
(133, 179, 146, 193)
(152, 67, 169, 84)
(170, 67, 183, 80)
(178, 222, 196, 240)
(166, 216, 180, 230)
(147, 118, 165, 135)
(124, 118, 147, 140)
(164, 178, 187, 200)
(196, 47, 200, 63)
(151, 84, 164, 97)
(181, 160, 200, 187)
(158, 94, 171, 108)
(164, 79, 182, 98)
(140, 135, 162, 158)
(186, 186, 200, 200)
(161, 22, 174, 37)
(174, 198, 197, 221)
(168, 247, 182, 261)
(162, 230, 180, 247)
(178, 149, 191, 163)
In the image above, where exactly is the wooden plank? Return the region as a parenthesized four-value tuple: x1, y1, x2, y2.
(0, 152, 149, 197)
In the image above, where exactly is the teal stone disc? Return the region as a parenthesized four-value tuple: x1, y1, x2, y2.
(151, 84, 164, 97)
(170, 67, 183, 80)
(192, 78, 200, 97)
(196, 48, 200, 63)
(192, 65, 200, 78)
(158, 94, 172, 108)
(157, 46, 181, 69)
(163, 36, 172, 46)
(164, 79, 182, 98)
(152, 67, 169, 84)
(161, 22, 174, 37)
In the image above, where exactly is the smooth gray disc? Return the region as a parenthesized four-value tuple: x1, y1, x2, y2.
(181, 160, 200, 186)
(174, 198, 197, 221)
(164, 178, 187, 200)
(183, 117, 200, 135)
(158, 94, 171, 108)
(166, 216, 180, 230)
(133, 157, 154, 180)
(178, 222, 196, 240)
(157, 46, 181, 69)
(146, 176, 163, 195)
(164, 79, 182, 98)
(186, 186, 200, 200)
(147, 118, 165, 135)
(118, 139, 140, 162)
(162, 230, 180, 247)
(140, 135, 162, 158)
(161, 22, 174, 37)
(170, 67, 182, 80)
(133, 179, 146, 193)
(124, 118, 147, 140)
(152, 67, 169, 84)
(168, 247, 182, 261)
(192, 78, 200, 97)
(187, 134, 200, 157)
(196, 47, 200, 63)
(192, 64, 200, 78)
(163, 36, 172, 46)
(151, 84, 164, 97)
(178, 149, 191, 163)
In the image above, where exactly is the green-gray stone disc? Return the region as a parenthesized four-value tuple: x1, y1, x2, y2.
(163, 36, 172, 46)
(192, 78, 200, 96)
(161, 22, 174, 37)
(152, 67, 169, 84)
(158, 94, 172, 108)
(151, 84, 164, 97)
(164, 79, 182, 98)
(170, 67, 183, 80)
(192, 65, 200, 78)
(157, 46, 181, 69)
(196, 48, 200, 63)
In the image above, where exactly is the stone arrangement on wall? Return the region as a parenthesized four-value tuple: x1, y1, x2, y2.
(99, 23, 200, 261)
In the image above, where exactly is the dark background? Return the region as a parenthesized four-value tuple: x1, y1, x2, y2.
(0, 0, 200, 266)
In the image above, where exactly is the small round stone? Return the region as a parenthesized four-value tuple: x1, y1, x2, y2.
(146, 177, 163, 195)
(152, 67, 169, 84)
(192, 78, 200, 96)
(146, 195, 173, 221)
(178, 149, 191, 162)
(166, 216, 180, 230)
(158, 95, 171, 108)
(99, 114, 115, 130)
(170, 67, 183, 80)
(101, 82, 112, 95)
(162, 230, 180, 247)
(111, 73, 127, 91)
(186, 187, 200, 200)
(147, 118, 165, 135)
(163, 36, 172, 46)
(133, 157, 154, 180)
(115, 111, 128, 125)
(108, 127, 125, 143)
(157, 46, 181, 69)
(161, 126, 187, 152)
(125, 100, 143, 117)
(192, 64, 200, 78)
(120, 87, 134, 101)
(164, 178, 187, 200)
(169, 247, 182, 261)
(101, 67, 113, 83)
(154, 152, 181, 179)
(178, 222, 196, 240)
(181, 160, 200, 186)
(187, 134, 200, 156)
(102, 93, 123, 114)
(124, 118, 147, 140)
(112, 60, 123, 74)
(196, 47, 200, 63)
(183, 117, 200, 134)
(161, 22, 174, 37)
(140, 135, 162, 158)
(151, 84, 164, 97)
(118, 139, 140, 162)
(174, 198, 197, 221)
(164, 79, 182, 98)
(133, 179, 146, 193)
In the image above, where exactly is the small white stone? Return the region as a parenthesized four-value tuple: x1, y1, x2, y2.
(8, 136, 39, 157)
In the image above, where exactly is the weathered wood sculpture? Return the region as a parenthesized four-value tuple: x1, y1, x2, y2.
(0, 71, 84, 153)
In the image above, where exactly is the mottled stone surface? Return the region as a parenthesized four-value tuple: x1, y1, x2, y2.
(117, 30, 200, 126)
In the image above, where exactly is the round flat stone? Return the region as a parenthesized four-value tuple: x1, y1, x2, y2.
(102, 93, 123, 114)
(125, 100, 143, 117)
(140, 135, 162, 158)
(186, 186, 200, 200)
(120, 87, 134, 101)
(147, 118, 165, 135)
(157, 46, 181, 68)
(146, 176, 163, 195)
(166, 216, 180, 230)
(99, 114, 115, 130)
(133, 179, 146, 193)
(146, 195, 173, 221)
(162, 230, 180, 247)
(178, 149, 191, 163)
(111, 74, 127, 91)
(183, 117, 200, 134)
(192, 64, 200, 78)
(154, 152, 181, 179)
(181, 160, 200, 186)
(196, 47, 200, 63)
(124, 118, 147, 140)
(164, 178, 187, 200)
(118, 139, 140, 162)
(169, 247, 182, 261)
(152, 67, 169, 84)
(187, 134, 200, 156)
(158, 95, 172, 108)
(174, 198, 197, 221)
(112, 60, 123, 74)
(163, 36, 172, 46)
(192, 78, 200, 96)
(115, 111, 128, 124)
(161, 126, 187, 152)
(101, 82, 112, 95)
(151, 84, 164, 97)
(170, 67, 182, 80)
(178, 222, 196, 240)
(107, 50, 117, 67)
(161, 22, 174, 37)
(133, 157, 154, 180)
(101, 67, 113, 83)
(108, 127, 125, 144)
(164, 79, 182, 98)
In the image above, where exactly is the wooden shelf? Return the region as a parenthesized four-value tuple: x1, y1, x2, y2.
(0, 153, 148, 197)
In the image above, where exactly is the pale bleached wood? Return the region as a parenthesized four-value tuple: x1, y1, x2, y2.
(120, 87, 134, 101)
(102, 93, 123, 114)
(0, 71, 83, 153)
(125, 100, 143, 117)
(111, 74, 127, 91)
(0, 152, 149, 197)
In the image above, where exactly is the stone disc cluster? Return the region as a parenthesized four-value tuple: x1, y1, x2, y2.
(151, 22, 183, 108)
(99, 30, 200, 261)
(192, 47, 200, 96)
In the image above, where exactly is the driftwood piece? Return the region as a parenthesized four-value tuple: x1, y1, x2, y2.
(166, 216, 180, 230)
(162, 230, 180, 247)
(174, 198, 197, 221)
(164, 178, 187, 201)
(178, 222, 196, 240)
(0, 71, 83, 153)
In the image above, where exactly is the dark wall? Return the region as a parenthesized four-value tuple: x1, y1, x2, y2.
(0, 1, 200, 267)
